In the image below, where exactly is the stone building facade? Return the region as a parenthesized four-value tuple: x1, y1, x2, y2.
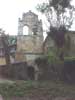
(43, 31, 75, 57)
(15, 10, 75, 63)
(0, 11, 75, 80)
(16, 10, 44, 62)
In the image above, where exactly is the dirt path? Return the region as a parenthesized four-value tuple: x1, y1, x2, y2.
(5, 96, 75, 100)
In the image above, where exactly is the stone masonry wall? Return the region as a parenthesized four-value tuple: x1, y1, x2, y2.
(17, 35, 43, 53)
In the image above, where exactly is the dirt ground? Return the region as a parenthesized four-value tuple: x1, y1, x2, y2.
(5, 96, 75, 100)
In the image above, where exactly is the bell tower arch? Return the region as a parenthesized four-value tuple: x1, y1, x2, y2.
(18, 10, 43, 37)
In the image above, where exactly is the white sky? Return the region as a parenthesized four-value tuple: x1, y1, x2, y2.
(0, 0, 75, 35)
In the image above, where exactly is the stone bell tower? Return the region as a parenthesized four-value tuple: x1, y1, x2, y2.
(16, 10, 44, 62)
(18, 10, 43, 37)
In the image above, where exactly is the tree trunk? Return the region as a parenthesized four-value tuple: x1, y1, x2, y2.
(1, 35, 10, 65)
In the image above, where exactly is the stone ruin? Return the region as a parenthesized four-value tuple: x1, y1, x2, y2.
(16, 10, 44, 62)
(14, 10, 44, 80)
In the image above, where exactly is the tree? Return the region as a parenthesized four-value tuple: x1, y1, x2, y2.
(0, 29, 10, 65)
(37, 0, 75, 60)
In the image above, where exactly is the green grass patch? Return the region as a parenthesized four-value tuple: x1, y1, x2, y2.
(64, 56, 75, 61)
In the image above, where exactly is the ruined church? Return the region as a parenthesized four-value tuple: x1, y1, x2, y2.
(0, 10, 75, 65)
(15, 10, 44, 62)
(15, 10, 75, 63)
(0, 10, 75, 80)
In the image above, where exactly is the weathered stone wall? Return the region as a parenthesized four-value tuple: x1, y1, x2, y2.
(43, 36, 55, 54)
(44, 31, 75, 56)
(16, 11, 44, 62)
(24, 54, 43, 62)
(18, 10, 43, 37)
(16, 35, 43, 62)
(65, 32, 75, 56)
(17, 35, 43, 53)
(0, 62, 28, 80)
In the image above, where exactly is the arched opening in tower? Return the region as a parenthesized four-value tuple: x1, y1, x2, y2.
(23, 26, 29, 35)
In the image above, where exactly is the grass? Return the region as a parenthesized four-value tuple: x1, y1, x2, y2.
(0, 80, 75, 98)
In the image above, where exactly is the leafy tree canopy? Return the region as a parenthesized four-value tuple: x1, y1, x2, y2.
(37, 0, 75, 47)
(37, 0, 75, 31)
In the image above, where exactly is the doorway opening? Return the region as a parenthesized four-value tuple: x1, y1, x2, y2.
(27, 66, 35, 80)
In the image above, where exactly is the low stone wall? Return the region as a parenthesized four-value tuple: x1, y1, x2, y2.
(36, 58, 75, 83)
(0, 59, 75, 82)
(37, 62, 64, 81)
(0, 62, 28, 80)
(63, 60, 75, 83)
(34, 58, 64, 81)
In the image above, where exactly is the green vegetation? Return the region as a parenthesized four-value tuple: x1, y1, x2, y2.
(64, 56, 75, 61)
(37, 0, 75, 60)
(8, 36, 17, 45)
(47, 51, 59, 64)
(47, 49, 64, 64)
(0, 80, 75, 98)
(47, 48, 75, 62)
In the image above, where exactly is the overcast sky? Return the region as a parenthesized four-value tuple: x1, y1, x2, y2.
(0, 0, 75, 35)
